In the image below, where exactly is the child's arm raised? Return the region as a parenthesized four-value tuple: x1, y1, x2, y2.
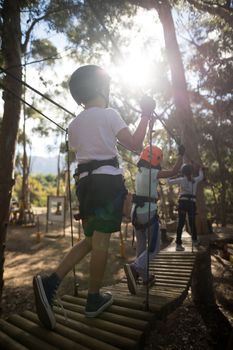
(117, 96, 155, 152)
(157, 145, 185, 179)
(117, 115, 150, 152)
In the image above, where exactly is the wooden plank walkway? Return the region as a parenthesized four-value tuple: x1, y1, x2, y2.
(0, 251, 196, 349)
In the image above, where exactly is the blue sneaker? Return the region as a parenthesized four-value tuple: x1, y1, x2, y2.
(85, 291, 113, 318)
(33, 273, 60, 329)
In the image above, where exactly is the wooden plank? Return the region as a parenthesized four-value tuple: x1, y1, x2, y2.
(105, 293, 167, 311)
(151, 271, 191, 277)
(153, 276, 191, 283)
(154, 259, 196, 263)
(8, 314, 89, 350)
(51, 307, 144, 342)
(105, 284, 183, 301)
(150, 262, 194, 267)
(121, 275, 190, 285)
(58, 299, 149, 331)
(62, 295, 155, 322)
(154, 253, 196, 258)
(77, 291, 157, 313)
(0, 329, 28, 350)
(0, 318, 57, 350)
(0, 248, 197, 350)
(153, 256, 196, 260)
(120, 279, 187, 289)
(55, 313, 139, 350)
(153, 282, 186, 289)
(22, 311, 123, 350)
(151, 264, 194, 270)
(150, 265, 194, 271)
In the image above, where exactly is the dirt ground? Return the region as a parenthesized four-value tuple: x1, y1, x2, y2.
(1, 210, 233, 349)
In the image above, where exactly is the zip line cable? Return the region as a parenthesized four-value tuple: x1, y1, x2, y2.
(65, 132, 78, 295)
(0, 80, 78, 293)
(0, 67, 145, 158)
(0, 66, 76, 118)
(1, 67, 179, 147)
(0, 82, 66, 133)
(152, 111, 180, 145)
(145, 118, 154, 311)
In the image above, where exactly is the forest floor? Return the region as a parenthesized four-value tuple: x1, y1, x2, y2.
(1, 209, 233, 349)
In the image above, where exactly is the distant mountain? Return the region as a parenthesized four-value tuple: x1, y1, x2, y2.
(30, 156, 62, 175)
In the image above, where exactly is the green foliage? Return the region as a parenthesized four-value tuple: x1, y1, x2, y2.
(2, 0, 233, 224)
(12, 173, 66, 207)
(31, 39, 58, 64)
(184, 8, 233, 224)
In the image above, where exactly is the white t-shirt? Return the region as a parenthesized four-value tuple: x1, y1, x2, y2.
(167, 169, 204, 200)
(68, 107, 127, 176)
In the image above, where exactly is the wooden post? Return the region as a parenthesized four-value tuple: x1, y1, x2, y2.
(191, 248, 215, 305)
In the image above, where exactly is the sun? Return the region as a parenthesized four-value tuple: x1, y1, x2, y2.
(117, 55, 155, 91)
(106, 9, 164, 94)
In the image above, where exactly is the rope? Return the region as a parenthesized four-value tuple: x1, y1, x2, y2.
(65, 132, 78, 295)
(1, 79, 78, 294)
(0, 82, 66, 132)
(0, 66, 76, 118)
(145, 118, 154, 311)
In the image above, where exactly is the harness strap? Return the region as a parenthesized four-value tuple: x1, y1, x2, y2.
(132, 194, 157, 207)
(180, 194, 196, 198)
(74, 156, 119, 220)
(179, 194, 196, 200)
(132, 194, 158, 231)
(133, 214, 158, 230)
(74, 156, 119, 179)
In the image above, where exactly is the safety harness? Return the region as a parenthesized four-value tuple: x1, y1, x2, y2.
(132, 194, 158, 230)
(179, 194, 196, 201)
(74, 156, 119, 179)
(73, 156, 120, 220)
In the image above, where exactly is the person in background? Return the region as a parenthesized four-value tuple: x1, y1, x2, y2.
(33, 65, 154, 329)
(124, 144, 185, 295)
(168, 163, 204, 251)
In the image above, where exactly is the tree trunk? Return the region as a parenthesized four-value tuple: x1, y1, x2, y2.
(156, 0, 209, 234)
(191, 249, 215, 305)
(213, 134, 227, 227)
(0, 0, 22, 309)
(19, 111, 29, 223)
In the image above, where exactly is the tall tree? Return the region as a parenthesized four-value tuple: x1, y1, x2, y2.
(0, 0, 85, 309)
(187, 0, 233, 29)
(126, 0, 209, 232)
(0, 0, 22, 309)
(186, 11, 233, 225)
